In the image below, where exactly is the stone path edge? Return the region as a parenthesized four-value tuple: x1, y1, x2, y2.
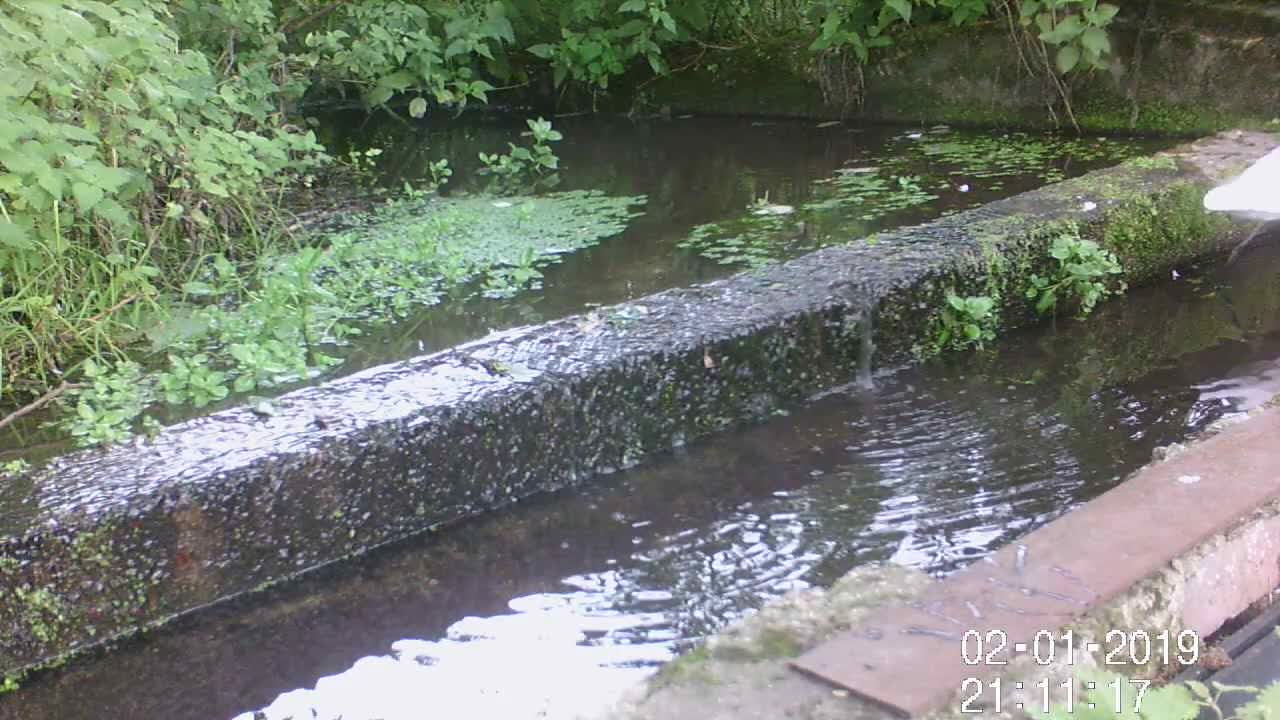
(0, 131, 1271, 680)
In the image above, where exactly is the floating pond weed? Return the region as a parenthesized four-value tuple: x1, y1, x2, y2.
(678, 130, 1148, 268)
(57, 190, 645, 445)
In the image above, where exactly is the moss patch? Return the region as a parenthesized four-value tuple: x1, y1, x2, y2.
(1099, 183, 1234, 284)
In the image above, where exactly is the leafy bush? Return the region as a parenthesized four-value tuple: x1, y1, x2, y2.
(301, 0, 510, 110)
(1019, 0, 1119, 75)
(528, 0, 691, 89)
(0, 0, 324, 396)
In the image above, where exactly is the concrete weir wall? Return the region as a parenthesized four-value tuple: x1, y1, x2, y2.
(0, 131, 1271, 680)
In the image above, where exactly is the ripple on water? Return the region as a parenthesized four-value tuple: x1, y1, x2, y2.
(234, 343, 1252, 720)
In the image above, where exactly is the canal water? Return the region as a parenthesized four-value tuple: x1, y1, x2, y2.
(0, 115, 1164, 460)
(5, 221, 1280, 719)
(327, 114, 1169, 371)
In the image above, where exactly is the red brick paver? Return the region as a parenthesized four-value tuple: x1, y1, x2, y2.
(792, 407, 1280, 716)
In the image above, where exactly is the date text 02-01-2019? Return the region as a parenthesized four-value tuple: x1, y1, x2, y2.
(961, 629, 1201, 668)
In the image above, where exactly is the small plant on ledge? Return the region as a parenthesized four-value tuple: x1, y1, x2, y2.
(934, 291, 999, 352)
(1026, 229, 1125, 318)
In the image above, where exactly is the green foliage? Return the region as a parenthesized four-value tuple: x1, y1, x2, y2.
(1126, 155, 1180, 172)
(64, 359, 151, 446)
(915, 134, 1132, 183)
(678, 131, 1147, 269)
(1, 458, 31, 476)
(301, 0, 508, 110)
(0, 0, 1140, 445)
(478, 117, 564, 188)
(0, 0, 324, 401)
(806, 169, 939, 214)
(424, 158, 454, 193)
(934, 292, 998, 351)
(1026, 229, 1125, 317)
(809, 0, 898, 62)
(1018, 0, 1120, 74)
(528, 0, 689, 89)
(157, 354, 230, 408)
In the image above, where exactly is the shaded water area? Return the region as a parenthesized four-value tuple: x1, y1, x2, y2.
(6, 232, 1280, 720)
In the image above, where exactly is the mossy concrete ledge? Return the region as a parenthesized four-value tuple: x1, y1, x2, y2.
(0, 130, 1270, 681)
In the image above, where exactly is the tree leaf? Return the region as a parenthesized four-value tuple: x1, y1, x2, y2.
(408, 97, 428, 118)
(1185, 681, 1212, 702)
(1055, 45, 1081, 74)
(379, 71, 416, 91)
(885, 0, 912, 23)
(367, 84, 394, 107)
(71, 181, 105, 212)
(0, 221, 33, 250)
(1139, 684, 1198, 720)
(1036, 289, 1057, 314)
(183, 281, 219, 296)
(527, 43, 556, 59)
(1080, 27, 1110, 56)
(1236, 681, 1280, 720)
(445, 37, 469, 60)
(1092, 4, 1120, 25)
(35, 169, 64, 201)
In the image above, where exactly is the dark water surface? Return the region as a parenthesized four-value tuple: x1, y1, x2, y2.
(6, 233, 1280, 719)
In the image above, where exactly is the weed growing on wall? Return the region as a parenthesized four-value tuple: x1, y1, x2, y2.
(934, 292, 999, 351)
(1026, 228, 1125, 317)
